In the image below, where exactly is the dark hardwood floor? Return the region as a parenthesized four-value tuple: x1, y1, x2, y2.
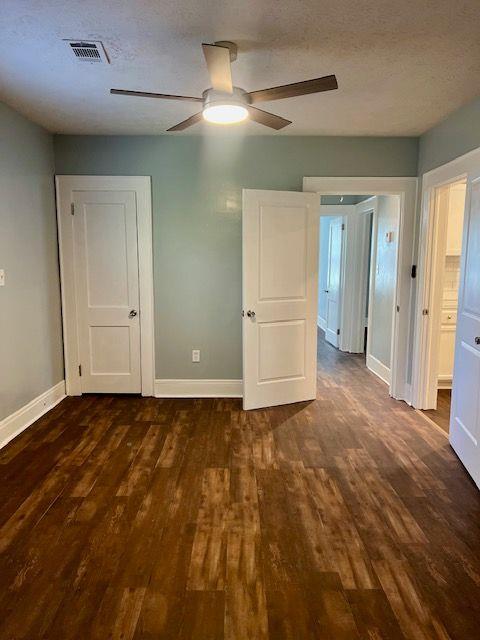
(0, 340, 479, 639)
(422, 389, 452, 434)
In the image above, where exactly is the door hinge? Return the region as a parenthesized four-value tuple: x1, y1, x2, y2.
(78, 364, 82, 376)
(341, 223, 345, 231)
(71, 202, 75, 215)
(396, 305, 400, 312)
(411, 264, 417, 279)
(337, 328, 340, 335)
(422, 309, 429, 316)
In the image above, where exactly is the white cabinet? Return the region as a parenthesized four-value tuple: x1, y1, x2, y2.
(438, 309, 456, 388)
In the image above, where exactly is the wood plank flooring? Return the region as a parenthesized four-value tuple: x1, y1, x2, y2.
(422, 389, 452, 434)
(0, 339, 479, 639)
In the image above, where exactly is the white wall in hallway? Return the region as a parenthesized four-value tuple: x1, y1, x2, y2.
(368, 195, 400, 369)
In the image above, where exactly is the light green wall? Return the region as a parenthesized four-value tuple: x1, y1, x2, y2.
(54, 134, 418, 379)
(0, 103, 64, 420)
(418, 96, 480, 174)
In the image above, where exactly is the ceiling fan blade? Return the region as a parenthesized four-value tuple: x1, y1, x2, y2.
(202, 43, 233, 94)
(247, 75, 338, 103)
(166, 112, 204, 132)
(110, 88, 202, 102)
(247, 106, 291, 130)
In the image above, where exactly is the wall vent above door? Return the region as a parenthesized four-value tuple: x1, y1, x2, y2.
(64, 40, 109, 63)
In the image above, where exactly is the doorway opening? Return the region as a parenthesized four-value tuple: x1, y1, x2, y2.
(317, 194, 401, 391)
(418, 178, 467, 432)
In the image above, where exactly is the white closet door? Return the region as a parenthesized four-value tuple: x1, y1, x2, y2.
(324, 217, 343, 347)
(242, 189, 320, 410)
(73, 190, 141, 393)
(450, 170, 480, 488)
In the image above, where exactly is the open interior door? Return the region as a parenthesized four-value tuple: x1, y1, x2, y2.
(324, 217, 344, 347)
(242, 189, 320, 410)
(450, 169, 480, 488)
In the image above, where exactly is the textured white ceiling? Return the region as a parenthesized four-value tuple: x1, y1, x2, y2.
(1, 0, 480, 136)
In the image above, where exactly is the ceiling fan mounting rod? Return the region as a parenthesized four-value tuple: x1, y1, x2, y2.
(213, 41, 238, 62)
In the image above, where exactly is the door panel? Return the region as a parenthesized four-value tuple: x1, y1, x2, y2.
(85, 204, 130, 306)
(259, 206, 307, 299)
(450, 173, 480, 487)
(73, 190, 141, 393)
(325, 218, 343, 347)
(243, 189, 320, 410)
(258, 320, 306, 382)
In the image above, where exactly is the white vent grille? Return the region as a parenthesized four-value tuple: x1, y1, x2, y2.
(64, 40, 109, 63)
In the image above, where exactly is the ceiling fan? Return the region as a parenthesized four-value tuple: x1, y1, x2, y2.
(110, 41, 338, 131)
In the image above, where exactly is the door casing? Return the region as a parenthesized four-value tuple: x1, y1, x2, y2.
(55, 175, 155, 397)
(411, 148, 480, 410)
(304, 177, 417, 404)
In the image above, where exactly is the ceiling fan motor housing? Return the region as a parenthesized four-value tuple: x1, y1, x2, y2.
(202, 86, 250, 109)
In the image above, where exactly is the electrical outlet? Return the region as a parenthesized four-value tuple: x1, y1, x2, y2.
(0, 269, 5, 286)
(192, 349, 200, 363)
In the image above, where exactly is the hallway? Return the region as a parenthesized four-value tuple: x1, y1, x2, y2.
(0, 343, 479, 638)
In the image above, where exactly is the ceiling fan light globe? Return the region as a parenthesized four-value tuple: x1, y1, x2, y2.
(202, 104, 248, 124)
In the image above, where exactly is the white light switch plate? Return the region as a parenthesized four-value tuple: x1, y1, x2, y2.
(0, 269, 5, 286)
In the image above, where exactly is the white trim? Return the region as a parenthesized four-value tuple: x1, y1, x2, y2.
(437, 376, 452, 389)
(366, 354, 391, 385)
(350, 198, 376, 353)
(304, 177, 417, 403)
(155, 379, 242, 398)
(55, 176, 155, 397)
(317, 315, 326, 330)
(0, 381, 66, 450)
(411, 147, 480, 409)
(403, 383, 412, 405)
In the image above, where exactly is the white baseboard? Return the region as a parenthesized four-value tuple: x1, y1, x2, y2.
(317, 316, 326, 331)
(366, 354, 391, 386)
(437, 376, 452, 390)
(0, 381, 66, 450)
(155, 379, 243, 398)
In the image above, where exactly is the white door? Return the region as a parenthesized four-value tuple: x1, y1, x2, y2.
(324, 217, 343, 347)
(73, 190, 141, 393)
(450, 170, 480, 488)
(242, 189, 320, 410)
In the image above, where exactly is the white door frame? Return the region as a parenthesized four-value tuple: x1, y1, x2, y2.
(355, 198, 376, 354)
(411, 147, 480, 409)
(304, 177, 417, 402)
(55, 175, 155, 397)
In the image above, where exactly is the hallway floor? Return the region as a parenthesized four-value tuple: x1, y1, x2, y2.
(0, 347, 479, 638)
(422, 389, 452, 434)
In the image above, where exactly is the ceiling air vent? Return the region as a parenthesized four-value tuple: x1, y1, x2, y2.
(64, 40, 109, 63)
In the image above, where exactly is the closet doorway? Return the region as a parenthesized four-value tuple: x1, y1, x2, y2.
(415, 179, 467, 431)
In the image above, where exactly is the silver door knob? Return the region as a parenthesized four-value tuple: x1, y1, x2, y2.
(129, 310, 137, 318)
(324, 289, 329, 293)
(246, 310, 256, 318)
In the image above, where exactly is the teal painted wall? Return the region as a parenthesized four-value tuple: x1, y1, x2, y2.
(54, 134, 418, 379)
(418, 96, 480, 174)
(0, 102, 64, 420)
